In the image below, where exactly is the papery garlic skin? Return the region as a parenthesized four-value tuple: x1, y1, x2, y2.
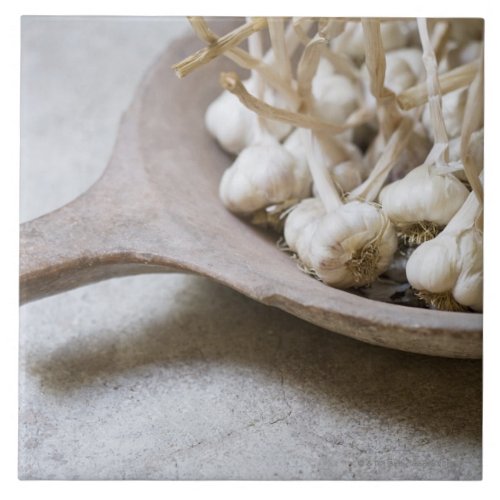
(205, 79, 291, 155)
(283, 198, 325, 268)
(219, 137, 310, 215)
(422, 88, 467, 139)
(379, 164, 469, 231)
(308, 201, 398, 288)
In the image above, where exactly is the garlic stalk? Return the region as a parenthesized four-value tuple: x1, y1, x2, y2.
(173, 18, 268, 78)
(406, 190, 483, 311)
(188, 17, 298, 103)
(396, 60, 479, 111)
(379, 18, 470, 245)
(220, 71, 373, 134)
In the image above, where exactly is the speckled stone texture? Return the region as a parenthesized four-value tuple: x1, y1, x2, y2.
(19, 17, 482, 480)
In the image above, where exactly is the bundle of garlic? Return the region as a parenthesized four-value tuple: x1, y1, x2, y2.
(173, 16, 483, 312)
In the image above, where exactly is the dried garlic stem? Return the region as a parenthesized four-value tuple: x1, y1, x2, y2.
(348, 117, 413, 202)
(220, 71, 373, 133)
(460, 50, 484, 204)
(267, 17, 293, 83)
(430, 21, 450, 63)
(305, 130, 344, 212)
(187, 17, 299, 106)
(173, 17, 267, 78)
(397, 61, 479, 110)
(320, 49, 360, 81)
(361, 18, 401, 140)
(361, 19, 394, 101)
(293, 17, 314, 45)
(418, 17, 449, 165)
(297, 33, 328, 111)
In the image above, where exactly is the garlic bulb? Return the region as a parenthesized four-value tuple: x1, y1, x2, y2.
(219, 136, 310, 215)
(288, 121, 412, 289)
(379, 164, 469, 244)
(309, 201, 398, 288)
(311, 73, 358, 123)
(332, 21, 411, 63)
(406, 191, 482, 311)
(205, 78, 292, 155)
(422, 88, 467, 139)
(283, 197, 325, 268)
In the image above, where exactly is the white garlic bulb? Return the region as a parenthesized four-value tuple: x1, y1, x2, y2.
(422, 88, 467, 139)
(406, 192, 482, 311)
(379, 164, 469, 242)
(205, 78, 291, 155)
(308, 201, 398, 288)
(283, 197, 325, 268)
(332, 21, 411, 63)
(219, 136, 310, 215)
(311, 73, 358, 124)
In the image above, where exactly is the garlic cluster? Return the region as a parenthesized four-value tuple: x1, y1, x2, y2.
(406, 191, 482, 311)
(175, 17, 484, 314)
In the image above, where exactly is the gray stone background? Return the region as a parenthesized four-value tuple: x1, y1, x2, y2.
(19, 16, 482, 480)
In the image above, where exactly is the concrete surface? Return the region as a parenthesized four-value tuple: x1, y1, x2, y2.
(19, 17, 482, 480)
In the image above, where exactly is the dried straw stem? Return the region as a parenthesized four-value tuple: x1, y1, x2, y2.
(361, 19, 400, 140)
(348, 117, 413, 203)
(219, 71, 373, 133)
(267, 17, 293, 82)
(187, 17, 299, 106)
(293, 17, 314, 45)
(417, 17, 449, 164)
(361, 19, 393, 101)
(430, 21, 450, 63)
(396, 61, 479, 110)
(297, 33, 328, 111)
(173, 17, 267, 78)
(320, 48, 360, 82)
(460, 50, 484, 204)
